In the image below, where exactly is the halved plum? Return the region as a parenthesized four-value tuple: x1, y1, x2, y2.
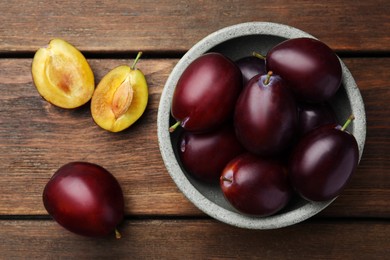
(90, 52, 148, 132)
(31, 38, 95, 109)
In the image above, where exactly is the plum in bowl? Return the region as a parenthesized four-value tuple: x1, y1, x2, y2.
(157, 22, 366, 229)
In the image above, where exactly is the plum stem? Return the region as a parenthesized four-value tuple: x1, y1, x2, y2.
(341, 114, 355, 131)
(131, 51, 143, 70)
(115, 228, 122, 239)
(263, 71, 273, 85)
(252, 51, 266, 60)
(169, 121, 181, 133)
(221, 176, 232, 183)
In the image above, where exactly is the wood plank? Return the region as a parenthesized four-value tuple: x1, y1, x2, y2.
(0, 1, 389, 53)
(322, 57, 390, 217)
(0, 58, 389, 217)
(0, 219, 388, 259)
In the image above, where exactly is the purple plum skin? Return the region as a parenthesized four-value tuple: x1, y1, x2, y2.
(298, 102, 337, 136)
(43, 162, 125, 237)
(235, 55, 266, 87)
(234, 73, 298, 156)
(179, 125, 245, 184)
(171, 52, 242, 133)
(266, 37, 342, 103)
(289, 124, 359, 201)
(220, 153, 291, 216)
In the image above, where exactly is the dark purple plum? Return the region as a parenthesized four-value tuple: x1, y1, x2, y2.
(289, 116, 359, 201)
(235, 54, 266, 87)
(298, 102, 337, 136)
(170, 52, 242, 133)
(43, 162, 124, 238)
(220, 153, 292, 216)
(234, 72, 298, 156)
(179, 125, 245, 183)
(266, 37, 342, 103)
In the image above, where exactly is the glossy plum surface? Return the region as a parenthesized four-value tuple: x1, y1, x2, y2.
(234, 73, 298, 156)
(235, 55, 266, 87)
(171, 52, 242, 132)
(266, 37, 342, 103)
(179, 125, 245, 183)
(289, 124, 359, 201)
(298, 102, 337, 136)
(43, 162, 125, 237)
(220, 153, 291, 216)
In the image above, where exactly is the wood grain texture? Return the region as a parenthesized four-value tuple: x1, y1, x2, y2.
(1, 1, 389, 258)
(0, 57, 389, 217)
(0, 58, 199, 216)
(1, 1, 389, 53)
(0, 219, 389, 259)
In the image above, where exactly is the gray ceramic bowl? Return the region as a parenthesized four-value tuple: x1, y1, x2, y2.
(157, 22, 366, 229)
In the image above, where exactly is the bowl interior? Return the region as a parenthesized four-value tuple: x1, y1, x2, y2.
(158, 22, 366, 229)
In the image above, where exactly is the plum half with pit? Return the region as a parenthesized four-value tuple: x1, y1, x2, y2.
(91, 52, 148, 132)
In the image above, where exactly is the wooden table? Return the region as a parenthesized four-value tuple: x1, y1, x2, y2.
(1, 1, 389, 258)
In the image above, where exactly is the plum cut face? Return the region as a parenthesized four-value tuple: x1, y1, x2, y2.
(91, 63, 148, 132)
(43, 162, 125, 237)
(31, 38, 95, 109)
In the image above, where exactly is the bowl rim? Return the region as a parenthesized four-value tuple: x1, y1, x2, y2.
(157, 22, 366, 229)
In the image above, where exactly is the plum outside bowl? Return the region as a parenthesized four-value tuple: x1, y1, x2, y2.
(157, 22, 366, 229)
